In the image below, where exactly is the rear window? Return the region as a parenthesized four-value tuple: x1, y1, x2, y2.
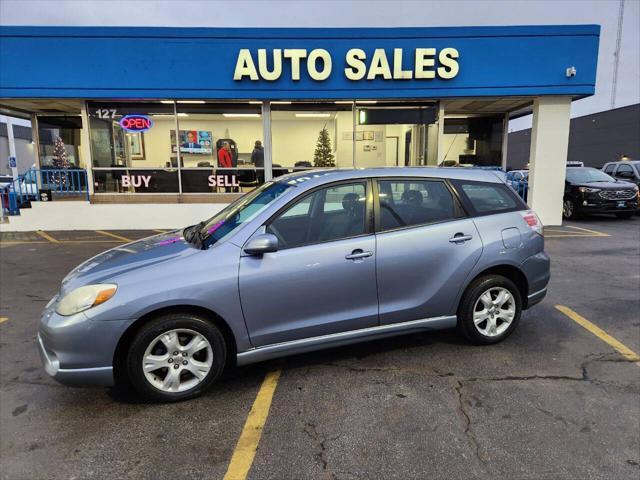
(456, 181, 522, 215)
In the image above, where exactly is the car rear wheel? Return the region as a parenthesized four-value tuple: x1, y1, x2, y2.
(457, 275, 522, 345)
(126, 313, 226, 402)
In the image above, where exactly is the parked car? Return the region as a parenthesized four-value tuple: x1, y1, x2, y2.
(38, 168, 550, 402)
(507, 170, 529, 182)
(563, 167, 639, 220)
(602, 160, 640, 187)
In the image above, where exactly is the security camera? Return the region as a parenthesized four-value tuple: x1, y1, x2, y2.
(566, 66, 577, 78)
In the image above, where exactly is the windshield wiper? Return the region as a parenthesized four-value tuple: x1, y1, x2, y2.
(183, 221, 206, 249)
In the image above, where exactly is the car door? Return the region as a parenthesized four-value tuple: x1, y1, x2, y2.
(239, 180, 379, 347)
(374, 178, 483, 325)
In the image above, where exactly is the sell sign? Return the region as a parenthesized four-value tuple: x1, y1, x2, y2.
(119, 115, 154, 133)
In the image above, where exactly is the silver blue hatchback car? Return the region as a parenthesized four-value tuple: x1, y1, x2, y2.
(38, 168, 549, 401)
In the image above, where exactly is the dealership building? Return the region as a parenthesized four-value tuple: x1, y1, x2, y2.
(0, 25, 600, 229)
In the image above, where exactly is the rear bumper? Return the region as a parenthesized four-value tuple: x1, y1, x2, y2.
(521, 250, 550, 309)
(526, 287, 547, 308)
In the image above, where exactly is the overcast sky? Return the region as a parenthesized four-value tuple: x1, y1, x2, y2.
(1, 0, 638, 130)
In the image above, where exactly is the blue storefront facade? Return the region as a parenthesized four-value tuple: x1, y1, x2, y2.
(0, 24, 599, 225)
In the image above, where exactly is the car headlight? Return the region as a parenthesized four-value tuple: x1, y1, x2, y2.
(578, 187, 601, 193)
(55, 284, 117, 316)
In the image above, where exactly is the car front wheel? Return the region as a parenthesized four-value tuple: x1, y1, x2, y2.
(562, 198, 579, 220)
(126, 313, 226, 402)
(457, 275, 522, 345)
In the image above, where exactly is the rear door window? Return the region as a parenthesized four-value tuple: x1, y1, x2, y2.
(376, 179, 462, 231)
(604, 164, 616, 175)
(453, 181, 524, 216)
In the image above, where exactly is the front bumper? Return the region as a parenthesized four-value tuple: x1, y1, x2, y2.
(37, 333, 114, 386)
(577, 197, 638, 214)
(38, 306, 132, 387)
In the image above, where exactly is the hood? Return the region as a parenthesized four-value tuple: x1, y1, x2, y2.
(575, 180, 637, 189)
(61, 230, 199, 294)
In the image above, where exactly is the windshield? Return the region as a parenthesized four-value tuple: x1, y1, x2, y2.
(197, 181, 293, 247)
(566, 168, 615, 184)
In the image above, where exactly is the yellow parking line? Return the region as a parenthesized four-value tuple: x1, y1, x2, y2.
(544, 234, 607, 238)
(35, 230, 60, 244)
(95, 230, 132, 242)
(153, 229, 167, 233)
(563, 225, 610, 237)
(223, 370, 282, 480)
(0, 317, 8, 324)
(0, 241, 50, 246)
(556, 305, 640, 366)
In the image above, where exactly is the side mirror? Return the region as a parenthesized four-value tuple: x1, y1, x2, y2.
(244, 233, 278, 255)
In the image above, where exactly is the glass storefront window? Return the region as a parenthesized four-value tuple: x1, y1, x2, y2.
(176, 102, 264, 193)
(354, 102, 439, 168)
(442, 116, 504, 167)
(87, 101, 178, 193)
(83, 100, 509, 196)
(37, 115, 84, 168)
(271, 102, 353, 176)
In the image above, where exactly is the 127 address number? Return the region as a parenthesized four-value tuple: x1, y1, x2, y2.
(95, 109, 117, 119)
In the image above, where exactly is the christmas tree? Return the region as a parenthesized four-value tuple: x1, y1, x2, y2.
(52, 136, 70, 169)
(313, 126, 335, 168)
(51, 136, 70, 187)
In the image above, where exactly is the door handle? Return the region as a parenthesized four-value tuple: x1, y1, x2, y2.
(345, 249, 373, 260)
(449, 233, 473, 244)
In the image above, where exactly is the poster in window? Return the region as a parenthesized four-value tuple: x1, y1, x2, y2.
(128, 132, 145, 160)
(171, 130, 213, 154)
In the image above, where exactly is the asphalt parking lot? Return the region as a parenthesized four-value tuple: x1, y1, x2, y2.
(1, 218, 639, 480)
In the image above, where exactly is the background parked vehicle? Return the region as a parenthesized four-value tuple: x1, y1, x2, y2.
(602, 160, 640, 187)
(563, 167, 639, 220)
(38, 168, 549, 402)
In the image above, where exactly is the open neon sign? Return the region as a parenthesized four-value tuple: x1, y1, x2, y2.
(119, 115, 154, 132)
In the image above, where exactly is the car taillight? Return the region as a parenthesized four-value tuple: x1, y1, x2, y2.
(520, 210, 543, 234)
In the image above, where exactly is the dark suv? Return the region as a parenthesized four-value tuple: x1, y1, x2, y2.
(563, 167, 639, 219)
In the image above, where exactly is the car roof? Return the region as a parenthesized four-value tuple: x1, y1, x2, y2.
(276, 167, 504, 189)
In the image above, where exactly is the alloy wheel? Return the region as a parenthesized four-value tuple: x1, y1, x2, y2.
(472, 287, 516, 337)
(563, 199, 574, 218)
(142, 329, 213, 393)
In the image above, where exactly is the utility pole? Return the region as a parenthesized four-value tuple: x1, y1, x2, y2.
(611, 0, 625, 110)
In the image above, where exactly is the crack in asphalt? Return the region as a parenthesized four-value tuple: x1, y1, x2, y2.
(302, 421, 343, 479)
(318, 353, 639, 473)
(454, 379, 486, 466)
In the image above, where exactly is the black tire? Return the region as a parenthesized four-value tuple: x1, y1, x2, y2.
(562, 198, 580, 220)
(615, 212, 633, 219)
(457, 275, 522, 345)
(126, 313, 226, 402)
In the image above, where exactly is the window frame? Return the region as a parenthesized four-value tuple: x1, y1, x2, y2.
(263, 178, 374, 251)
(372, 176, 467, 234)
(449, 179, 528, 217)
(603, 163, 616, 175)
